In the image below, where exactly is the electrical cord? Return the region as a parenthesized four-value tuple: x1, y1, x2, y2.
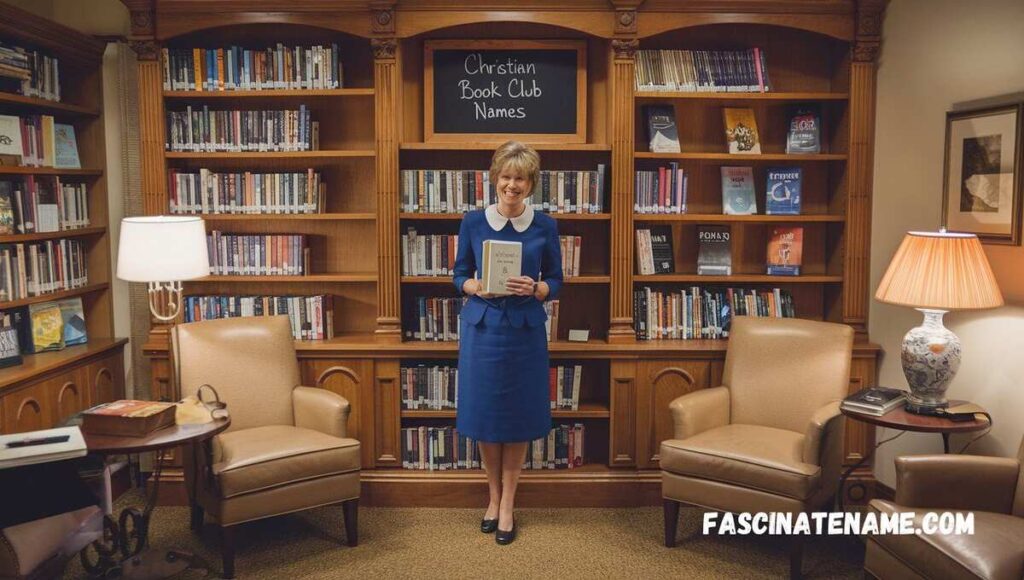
(955, 411, 993, 454)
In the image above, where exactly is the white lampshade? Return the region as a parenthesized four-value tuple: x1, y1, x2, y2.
(117, 216, 209, 282)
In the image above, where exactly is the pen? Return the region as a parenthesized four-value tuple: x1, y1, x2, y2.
(5, 435, 71, 448)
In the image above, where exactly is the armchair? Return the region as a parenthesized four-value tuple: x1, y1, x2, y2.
(172, 316, 360, 579)
(864, 438, 1024, 579)
(660, 316, 853, 579)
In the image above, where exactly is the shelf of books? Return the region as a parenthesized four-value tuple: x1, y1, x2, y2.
(632, 25, 852, 344)
(0, 4, 124, 434)
(162, 25, 380, 341)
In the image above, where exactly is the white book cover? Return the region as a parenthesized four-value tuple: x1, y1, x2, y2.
(481, 239, 522, 296)
(0, 115, 23, 158)
(0, 426, 87, 468)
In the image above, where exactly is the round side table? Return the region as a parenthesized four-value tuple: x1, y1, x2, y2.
(80, 419, 230, 578)
(838, 400, 989, 510)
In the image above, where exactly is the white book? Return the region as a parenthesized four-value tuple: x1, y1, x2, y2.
(0, 426, 87, 469)
(481, 240, 522, 296)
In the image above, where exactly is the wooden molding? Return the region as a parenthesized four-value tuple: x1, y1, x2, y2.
(611, 38, 638, 60)
(614, 9, 638, 35)
(0, 2, 105, 64)
(372, 38, 397, 60)
(128, 40, 161, 61)
(853, 0, 886, 62)
(371, 3, 397, 35)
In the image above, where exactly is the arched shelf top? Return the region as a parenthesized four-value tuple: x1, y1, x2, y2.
(636, 12, 854, 42)
(395, 11, 614, 39)
(156, 12, 374, 42)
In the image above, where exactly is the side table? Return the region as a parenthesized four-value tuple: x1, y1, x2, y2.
(838, 400, 990, 510)
(79, 419, 230, 578)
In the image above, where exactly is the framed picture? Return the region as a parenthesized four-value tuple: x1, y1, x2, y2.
(0, 325, 22, 369)
(942, 103, 1024, 245)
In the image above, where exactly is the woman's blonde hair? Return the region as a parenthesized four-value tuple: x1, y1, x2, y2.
(490, 141, 541, 195)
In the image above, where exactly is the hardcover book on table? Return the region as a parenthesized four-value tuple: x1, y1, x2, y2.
(841, 386, 907, 416)
(697, 225, 732, 275)
(80, 400, 177, 437)
(481, 239, 522, 296)
(644, 105, 681, 153)
(765, 167, 802, 215)
(722, 107, 761, 154)
(766, 226, 803, 276)
(785, 105, 821, 154)
(720, 166, 757, 214)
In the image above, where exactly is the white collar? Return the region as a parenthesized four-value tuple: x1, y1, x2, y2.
(484, 204, 534, 233)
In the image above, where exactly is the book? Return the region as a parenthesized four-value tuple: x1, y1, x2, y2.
(785, 105, 821, 154)
(765, 167, 802, 215)
(0, 184, 13, 234)
(648, 226, 674, 274)
(481, 240, 522, 296)
(697, 225, 732, 275)
(53, 123, 81, 169)
(720, 166, 757, 214)
(766, 227, 803, 276)
(644, 105, 681, 153)
(0, 114, 23, 163)
(841, 387, 907, 416)
(0, 324, 21, 368)
(0, 427, 87, 469)
(57, 297, 87, 346)
(28, 301, 63, 353)
(723, 107, 761, 154)
(80, 400, 177, 437)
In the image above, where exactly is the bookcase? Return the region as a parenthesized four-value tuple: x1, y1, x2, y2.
(134, 0, 886, 507)
(0, 4, 126, 435)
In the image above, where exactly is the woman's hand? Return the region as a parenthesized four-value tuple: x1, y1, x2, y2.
(505, 275, 536, 297)
(463, 278, 494, 298)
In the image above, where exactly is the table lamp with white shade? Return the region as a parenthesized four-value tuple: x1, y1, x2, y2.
(874, 230, 1003, 414)
(116, 216, 209, 321)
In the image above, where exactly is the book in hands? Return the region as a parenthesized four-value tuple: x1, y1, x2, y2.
(481, 239, 522, 296)
(841, 387, 907, 416)
(81, 400, 177, 437)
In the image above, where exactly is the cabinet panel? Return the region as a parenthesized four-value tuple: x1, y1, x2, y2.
(636, 359, 713, 469)
(2, 380, 52, 434)
(609, 360, 636, 466)
(52, 368, 89, 425)
(374, 360, 401, 467)
(301, 359, 374, 467)
(88, 352, 125, 407)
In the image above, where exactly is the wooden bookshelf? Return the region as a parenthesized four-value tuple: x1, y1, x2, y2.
(135, 1, 886, 508)
(0, 3, 125, 435)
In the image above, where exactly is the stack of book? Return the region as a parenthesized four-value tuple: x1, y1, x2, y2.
(182, 295, 333, 341)
(635, 226, 674, 275)
(401, 168, 606, 214)
(0, 178, 89, 234)
(400, 364, 459, 410)
(634, 164, 687, 214)
(165, 106, 316, 152)
(841, 387, 907, 417)
(0, 239, 88, 301)
(401, 229, 459, 276)
(168, 169, 323, 215)
(525, 424, 585, 470)
(550, 364, 582, 410)
(0, 41, 60, 101)
(403, 296, 464, 342)
(206, 232, 308, 276)
(636, 49, 771, 93)
(559, 235, 582, 278)
(633, 286, 795, 340)
(162, 44, 343, 92)
(0, 115, 80, 168)
(1, 296, 87, 354)
(402, 426, 480, 470)
(80, 400, 176, 437)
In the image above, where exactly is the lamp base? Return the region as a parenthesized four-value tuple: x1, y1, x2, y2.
(904, 398, 950, 415)
(900, 308, 960, 412)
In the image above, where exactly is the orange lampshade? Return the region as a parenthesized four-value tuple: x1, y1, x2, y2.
(875, 231, 1003, 310)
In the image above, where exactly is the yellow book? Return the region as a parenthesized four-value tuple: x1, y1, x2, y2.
(723, 107, 761, 154)
(193, 48, 202, 91)
(41, 115, 56, 167)
(29, 302, 64, 353)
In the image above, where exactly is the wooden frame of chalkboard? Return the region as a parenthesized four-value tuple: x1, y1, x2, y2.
(424, 39, 587, 144)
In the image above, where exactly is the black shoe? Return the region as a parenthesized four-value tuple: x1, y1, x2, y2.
(481, 518, 498, 533)
(495, 519, 516, 545)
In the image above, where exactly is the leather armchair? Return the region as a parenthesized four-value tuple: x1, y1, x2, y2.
(173, 316, 360, 579)
(864, 438, 1024, 580)
(660, 316, 853, 579)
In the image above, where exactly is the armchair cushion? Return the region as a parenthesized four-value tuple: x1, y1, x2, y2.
(868, 500, 1024, 580)
(293, 386, 350, 438)
(668, 386, 730, 440)
(213, 425, 360, 499)
(660, 424, 819, 500)
(803, 401, 842, 465)
(895, 455, 1020, 513)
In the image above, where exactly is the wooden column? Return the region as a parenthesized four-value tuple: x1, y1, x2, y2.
(608, 38, 638, 343)
(373, 36, 402, 340)
(125, 1, 165, 217)
(844, 0, 886, 339)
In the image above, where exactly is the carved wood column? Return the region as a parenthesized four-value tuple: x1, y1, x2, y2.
(609, 38, 638, 343)
(124, 2, 165, 217)
(373, 34, 402, 340)
(844, 0, 886, 339)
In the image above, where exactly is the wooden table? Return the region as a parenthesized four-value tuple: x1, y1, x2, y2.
(838, 400, 990, 510)
(79, 419, 230, 578)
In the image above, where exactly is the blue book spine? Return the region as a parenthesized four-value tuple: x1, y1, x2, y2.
(765, 167, 802, 215)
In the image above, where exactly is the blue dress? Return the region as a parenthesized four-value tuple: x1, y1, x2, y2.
(453, 205, 563, 443)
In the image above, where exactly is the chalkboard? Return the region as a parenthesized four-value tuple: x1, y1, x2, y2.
(425, 40, 586, 143)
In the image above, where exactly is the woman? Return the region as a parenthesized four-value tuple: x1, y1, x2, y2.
(453, 141, 563, 545)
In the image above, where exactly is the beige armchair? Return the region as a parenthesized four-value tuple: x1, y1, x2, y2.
(864, 438, 1024, 579)
(173, 316, 360, 579)
(660, 316, 853, 579)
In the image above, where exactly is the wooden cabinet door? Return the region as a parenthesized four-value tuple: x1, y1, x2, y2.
(2, 380, 52, 434)
(88, 352, 125, 406)
(52, 367, 89, 425)
(636, 359, 715, 469)
(301, 358, 374, 467)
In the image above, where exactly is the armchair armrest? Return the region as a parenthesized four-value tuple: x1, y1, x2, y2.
(894, 454, 1020, 513)
(668, 386, 730, 440)
(803, 401, 843, 465)
(293, 386, 351, 438)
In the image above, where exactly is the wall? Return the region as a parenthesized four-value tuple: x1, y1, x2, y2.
(871, 0, 1024, 487)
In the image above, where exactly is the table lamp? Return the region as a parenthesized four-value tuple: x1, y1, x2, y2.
(874, 231, 1002, 414)
(116, 216, 209, 321)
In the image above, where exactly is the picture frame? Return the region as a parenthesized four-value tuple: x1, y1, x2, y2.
(0, 325, 23, 369)
(942, 103, 1024, 245)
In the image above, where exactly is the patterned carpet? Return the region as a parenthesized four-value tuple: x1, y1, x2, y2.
(66, 498, 865, 579)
